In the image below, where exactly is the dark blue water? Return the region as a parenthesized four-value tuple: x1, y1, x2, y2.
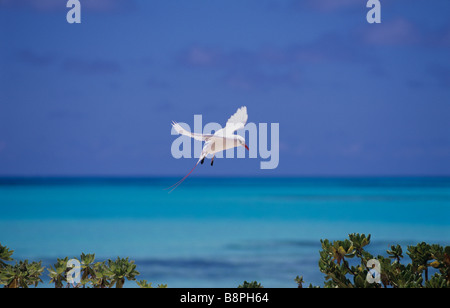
(1, 177, 449, 287)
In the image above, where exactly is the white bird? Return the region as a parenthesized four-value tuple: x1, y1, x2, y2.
(168, 106, 249, 191)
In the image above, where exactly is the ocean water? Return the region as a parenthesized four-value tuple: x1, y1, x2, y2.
(0, 177, 449, 288)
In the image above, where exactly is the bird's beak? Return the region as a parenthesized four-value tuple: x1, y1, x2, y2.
(244, 144, 249, 151)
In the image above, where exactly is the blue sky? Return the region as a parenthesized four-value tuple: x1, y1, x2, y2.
(0, 0, 449, 176)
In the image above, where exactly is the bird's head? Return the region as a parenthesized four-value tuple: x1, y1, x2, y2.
(237, 135, 249, 151)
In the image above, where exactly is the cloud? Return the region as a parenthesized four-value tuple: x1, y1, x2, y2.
(180, 46, 222, 68)
(0, 0, 136, 12)
(146, 77, 170, 89)
(361, 18, 421, 46)
(441, 28, 450, 47)
(176, 32, 375, 90)
(428, 65, 450, 87)
(153, 100, 175, 112)
(12, 49, 124, 76)
(223, 70, 301, 90)
(360, 18, 450, 51)
(426, 23, 450, 48)
(178, 46, 259, 69)
(16, 49, 55, 66)
(289, 33, 372, 64)
(289, 0, 362, 12)
(180, 31, 372, 72)
(178, 45, 304, 90)
(47, 110, 85, 121)
(339, 143, 363, 157)
(0, 0, 62, 11)
(62, 58, 121, 74)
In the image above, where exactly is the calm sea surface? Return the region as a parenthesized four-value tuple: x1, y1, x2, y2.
(0, 177, 449, 287)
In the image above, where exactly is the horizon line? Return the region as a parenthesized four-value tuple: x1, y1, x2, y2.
(0, 175, 449, 179)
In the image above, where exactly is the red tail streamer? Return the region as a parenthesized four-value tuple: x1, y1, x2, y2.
(166, 161, 199, 193)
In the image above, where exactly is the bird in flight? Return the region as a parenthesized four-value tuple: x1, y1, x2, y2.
(168, 106, 249, 192)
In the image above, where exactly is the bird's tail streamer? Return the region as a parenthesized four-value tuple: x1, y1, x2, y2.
(166, 161, 200, 193)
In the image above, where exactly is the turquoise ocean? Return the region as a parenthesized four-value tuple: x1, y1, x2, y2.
(1, 177, 449, 287)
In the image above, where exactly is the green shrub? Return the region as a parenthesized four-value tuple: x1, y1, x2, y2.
(301, 233, 450, 288)
(48, 257, 69, 288)
(0, 243, 164, 288)
(137, 280, 168, 288)
(0, 259, 44, 288)
(0, 243, 14, 268)
(106, 257, 140, 288)
(238, 280, 264, 288)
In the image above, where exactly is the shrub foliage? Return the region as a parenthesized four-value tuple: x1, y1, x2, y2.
(2, 233, 449, 288)
(307, 233, 449, 288)
(0, 243, 166, 288)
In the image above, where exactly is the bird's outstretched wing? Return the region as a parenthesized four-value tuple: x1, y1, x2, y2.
(215, 106, 248, 136)
(171, 121, 213, 141)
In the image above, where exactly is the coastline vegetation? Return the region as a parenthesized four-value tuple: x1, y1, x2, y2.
(0, 245, 166, 288)
(1, 233, 449, 288)
(301, 233, 450, 288)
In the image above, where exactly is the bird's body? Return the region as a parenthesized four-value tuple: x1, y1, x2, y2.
(168, 106, 249, 191)
(201, 135, 245, 157)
